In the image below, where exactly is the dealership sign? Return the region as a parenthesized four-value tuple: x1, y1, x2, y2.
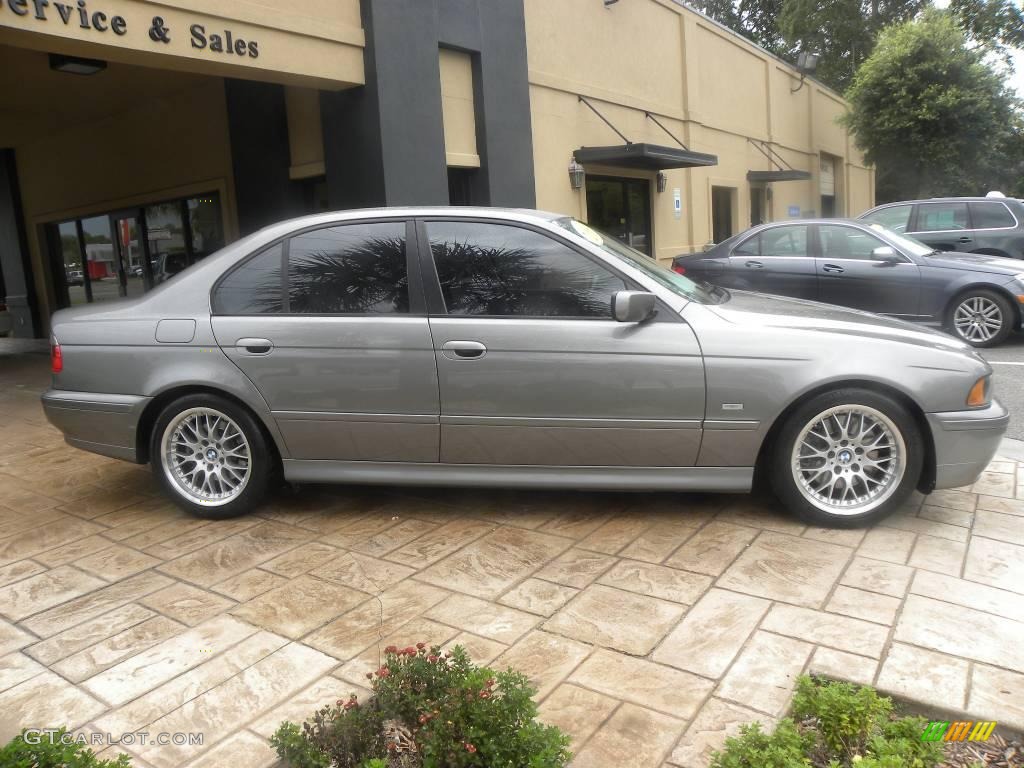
(1, 0, 260, 58)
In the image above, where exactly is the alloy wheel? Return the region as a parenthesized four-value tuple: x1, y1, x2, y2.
(160, 407, 251, 506)
(954, 296, 1003, 344)
(791, 405, 905, 516)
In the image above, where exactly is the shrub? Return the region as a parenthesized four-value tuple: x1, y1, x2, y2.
(791, 675, 892, 759)
(0, 728, 132, 768)
(272, 644, 571, 768)
(709, 720, 811, 768)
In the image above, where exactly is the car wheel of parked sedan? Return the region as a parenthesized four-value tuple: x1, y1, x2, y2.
(771, 389, 923, 528)
(151, 394, 271, 519)
(949, 289, 1013, 347)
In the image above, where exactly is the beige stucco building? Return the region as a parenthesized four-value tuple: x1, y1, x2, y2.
(0, 0, 873, 337)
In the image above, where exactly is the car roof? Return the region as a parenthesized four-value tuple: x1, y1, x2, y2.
(867, 197, 1022, 207)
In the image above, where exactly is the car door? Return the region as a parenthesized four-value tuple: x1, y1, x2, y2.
(815, 223, 921, 317)
(211, 219, 440, 463)
(418, 218, 706, 467)
(909, 201, 972, 252)
(726, 224, 817, 300)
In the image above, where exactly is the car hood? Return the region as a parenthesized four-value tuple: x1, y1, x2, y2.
(920, 250, 1023, 275)
(706, 290, 975, 353)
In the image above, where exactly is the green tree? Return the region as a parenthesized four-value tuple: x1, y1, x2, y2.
(843, 10, 1022, 202)
(688, 0, 793, 57)
(949, 0, 1024, 53)
(780, 0, 927, 91)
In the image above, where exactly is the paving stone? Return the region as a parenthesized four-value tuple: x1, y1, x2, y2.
(907, 534, 966, 576)
(976, 494, 1024, 517)
(571, 703, 685, 768)
(919, 505, 974, 528)
(52, 614, 185, 682)
(0, 565, 107, 621)
(538, 683, 619, 748)
(417, 527, 573, 599)
(598, 560, 711, 604)
(668, 697, 776, 768)
(826, 585, 900, 625)
(533, 547, 618, 589)
(909, 570, 1024, 618)
(311, 551, 415, 594)
(259, 542, 340, 578)
(327, 518, 437, 558)
(652, 588, 770, 678)
(0, 559, 46, 587)
(968, 664, 1024, 733)
(876, 643, 970, 711)
(619, 521, 701, 563)
(894, 594, 1024, 673)
(231, 574, 366, 639)
(334, 618, 459, 687)
(716, 499, 807, 535)
(498, 578, 578, 616)
(426, 593, 538, 644)
(971, 471, 1016, 499)
(145, 518, 259, 560)
(716, 631, 813, 716)
(569, 648, 714, 720)
(0, 651, 45, 693)
(210, 569, 289, 602)
(801, 526, 867, 548)
(249, 675, 367, 738)
(544, 584, 684, 654)
(492, 630, 591, 701)
(25, 603, 157, 665)
(964, 536, 1024, 593)
(880, 515, 969, 543)
(0, 671, 106, 743)
(180, 729, 278, 768)
(385, 518, 496, 568)
(857, 527, 917, 564)
(840, 556, 913, 597)
(33, 535, 116, 567)
(539, 507, 615, 539)
(663, 521, 757, 576)
(973, 509, 1024, 546)
(808, 647, 877, 687)
(120, 518, 213, 551)
(140, 582, 234, 626)
(577, 515, 653, 554)
(718, 531, 851, 608)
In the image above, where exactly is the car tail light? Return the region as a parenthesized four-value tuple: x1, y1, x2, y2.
(51, 341, 63, 374)
(672, 264, 686, 275)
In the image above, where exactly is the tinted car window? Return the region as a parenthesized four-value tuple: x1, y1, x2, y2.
(213, 244, 283, 314)
(819, 225, 890, 261)
(914, 203, 969, 232)
(970, 202, 1016, 229)
(861, 205, 912, 233)
(287, 222, 408, 314)
(761, 226, 808, 257)
(427, 221, 626, 317)
(733, 234, 760, 256)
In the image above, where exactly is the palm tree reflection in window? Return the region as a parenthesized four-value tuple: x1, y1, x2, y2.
(288, 226, 409, 314)
(431, 226, 625, 317)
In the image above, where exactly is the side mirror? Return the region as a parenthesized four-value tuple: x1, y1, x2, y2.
(872, 246, 900, 264)
(612, 291, 656, 323)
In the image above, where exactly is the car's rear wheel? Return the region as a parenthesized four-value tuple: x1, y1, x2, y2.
(770, 389, 922, 527)
(948, 289, 1013, 347)
(151, 394, 270, 518)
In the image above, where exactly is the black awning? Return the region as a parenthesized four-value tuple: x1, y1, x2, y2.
(574, 143, 718, 171)
(747, 169, 812, 182)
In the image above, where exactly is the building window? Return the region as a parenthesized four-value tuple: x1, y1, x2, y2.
(820, 154, 841, 217)
(585, 177, 653, 256)
(448, 168, 476, 206)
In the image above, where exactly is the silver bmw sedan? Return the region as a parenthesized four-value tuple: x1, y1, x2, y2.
(41, 208, 1008, 528)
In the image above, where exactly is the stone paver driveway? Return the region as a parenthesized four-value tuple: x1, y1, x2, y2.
(1, 346, 1023, 768)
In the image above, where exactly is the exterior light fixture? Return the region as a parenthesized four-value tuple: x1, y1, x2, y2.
(604, 0, 621, 6)
(569, 159, 586, 190)
(49, 53, 107, 75)
(790, 51, 819, 93)
(657, 171, 668, 193)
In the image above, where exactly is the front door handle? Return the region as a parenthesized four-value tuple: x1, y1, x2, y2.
(958, 236, 972, 244)
(822, 264, 845, 274)
(745, 260, 764, 269)
(442, 340, 487, 360)
(236, 337, 274, 355)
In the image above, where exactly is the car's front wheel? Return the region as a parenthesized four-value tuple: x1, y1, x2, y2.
(949, 289, 1013, 347)
(151, 394, 271, 518)
(770, 389, 923, 527)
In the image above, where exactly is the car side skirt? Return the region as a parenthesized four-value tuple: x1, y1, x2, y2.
(282, 460, 753, 492)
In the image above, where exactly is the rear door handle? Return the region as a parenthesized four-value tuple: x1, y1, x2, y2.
(822, 264, 845, 274)
(958, 236, 972, 244)
(442, 340, 487, 360)
(744, 260, 763, 269)
(236, 337, 274, 355)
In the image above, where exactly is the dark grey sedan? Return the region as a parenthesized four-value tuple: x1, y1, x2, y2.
(672, 219, 1024, 347)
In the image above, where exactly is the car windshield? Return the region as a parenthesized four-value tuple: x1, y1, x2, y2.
(555, 218, 723, 304)
(865, 223, 935, 257)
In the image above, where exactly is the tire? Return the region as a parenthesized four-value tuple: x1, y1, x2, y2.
(948, 289, 1014, 348)
(770, 388, 923, 528)
(150, 393, 272, 519)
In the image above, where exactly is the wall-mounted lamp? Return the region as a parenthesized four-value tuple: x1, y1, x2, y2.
(49, 53, 107, 75)
(790, 51, 819, 93)
(656, 172, 668, 193)
(604, 0, 621, 6)
(569, 158, 586, 190)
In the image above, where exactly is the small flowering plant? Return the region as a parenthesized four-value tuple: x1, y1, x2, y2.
(271, 643, 570, 768)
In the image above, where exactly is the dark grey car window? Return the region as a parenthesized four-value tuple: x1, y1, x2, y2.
(427, 221, 626, 317)
(861, 205, 912, 233)
(733, 234, 760, 256)
(819, 225, 890, 261)
(970, 202, 1016, 229)
(287, 222, 408, 314)
(213, 243, 283, 314)
(761, 226, 808, 257)
(914, 203, 969, 232)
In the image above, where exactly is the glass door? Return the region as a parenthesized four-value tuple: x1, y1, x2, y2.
(109, 211, 152, 298)
(585, 176, 653, 256)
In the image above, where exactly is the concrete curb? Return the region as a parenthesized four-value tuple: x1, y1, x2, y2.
(999, 437, 1024, 462)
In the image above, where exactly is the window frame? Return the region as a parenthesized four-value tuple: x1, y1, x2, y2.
(413, 217, 673, 322)
(731, 224, 811, 259)
(968, 201, 1019, 232)
(910, 202, 971, 234)
(210, 218, 426, 317)
(815, 223, 912, 263)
